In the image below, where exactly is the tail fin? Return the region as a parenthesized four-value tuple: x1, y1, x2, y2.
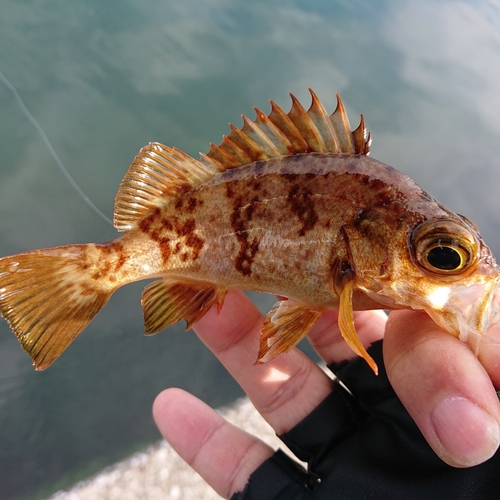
(0, 244, 117, 370)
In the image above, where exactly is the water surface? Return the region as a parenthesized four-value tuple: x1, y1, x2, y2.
(1, 1, 500, 498)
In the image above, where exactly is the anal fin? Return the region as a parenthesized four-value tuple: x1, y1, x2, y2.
(257, 300, 322, 364)
(338, 278, 378, 375)
(141, 279, 226, 334)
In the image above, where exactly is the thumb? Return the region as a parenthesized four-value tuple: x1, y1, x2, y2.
(383, 310, 500, 467)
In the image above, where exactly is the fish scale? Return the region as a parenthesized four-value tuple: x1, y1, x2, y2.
(0, 89, 499, 373)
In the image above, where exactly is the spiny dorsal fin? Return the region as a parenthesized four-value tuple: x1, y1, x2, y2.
(113, 89, 370, 231)
(202, 88, 370, 170)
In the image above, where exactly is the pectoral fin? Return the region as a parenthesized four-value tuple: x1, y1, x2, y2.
(141, 279, 226, 334)
(338, 278, 378, 375)
(257, 300, 323, 364)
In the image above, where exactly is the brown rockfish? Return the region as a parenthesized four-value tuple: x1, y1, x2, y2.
(1, 89, 499, 373)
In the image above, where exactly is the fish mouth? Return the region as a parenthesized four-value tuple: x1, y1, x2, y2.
(423, 273, 500, 342)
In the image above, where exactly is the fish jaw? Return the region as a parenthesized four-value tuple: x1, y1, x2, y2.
(422, 273, 500, 342)
(371, 255, 500, 342)
(400, 266, 500, 342)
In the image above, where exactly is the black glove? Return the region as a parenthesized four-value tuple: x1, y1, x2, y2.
(231, 340, 500, 500)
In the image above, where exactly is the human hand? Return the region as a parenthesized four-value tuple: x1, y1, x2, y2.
(153, 291, 500, 499)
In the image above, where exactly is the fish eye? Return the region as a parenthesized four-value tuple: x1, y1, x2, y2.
(410, 218, 479, 279)
(425, 244, 466, 271)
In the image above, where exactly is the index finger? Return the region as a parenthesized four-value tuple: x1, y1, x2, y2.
(192, 291, 334, 435)
(192, 291, 387, 434)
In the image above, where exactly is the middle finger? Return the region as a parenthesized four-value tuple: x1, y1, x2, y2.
(307, 309, 387, 364)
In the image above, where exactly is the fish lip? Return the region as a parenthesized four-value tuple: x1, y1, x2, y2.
(374, 263, 500, 341)
(424, 272, 500, 341)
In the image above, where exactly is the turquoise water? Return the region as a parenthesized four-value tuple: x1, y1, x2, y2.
(1, 1, 500, 498)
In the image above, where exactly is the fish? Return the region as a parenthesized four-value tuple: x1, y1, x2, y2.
(1, 89, 499, 374)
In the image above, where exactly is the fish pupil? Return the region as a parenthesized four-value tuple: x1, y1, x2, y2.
(427, 246, 461, 270)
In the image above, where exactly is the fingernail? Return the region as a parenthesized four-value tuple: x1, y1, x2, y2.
(431, 396, 500, 467)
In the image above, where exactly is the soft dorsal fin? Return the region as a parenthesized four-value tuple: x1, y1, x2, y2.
(113, 89, 370, 231)
(113, 144, 224, 231)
